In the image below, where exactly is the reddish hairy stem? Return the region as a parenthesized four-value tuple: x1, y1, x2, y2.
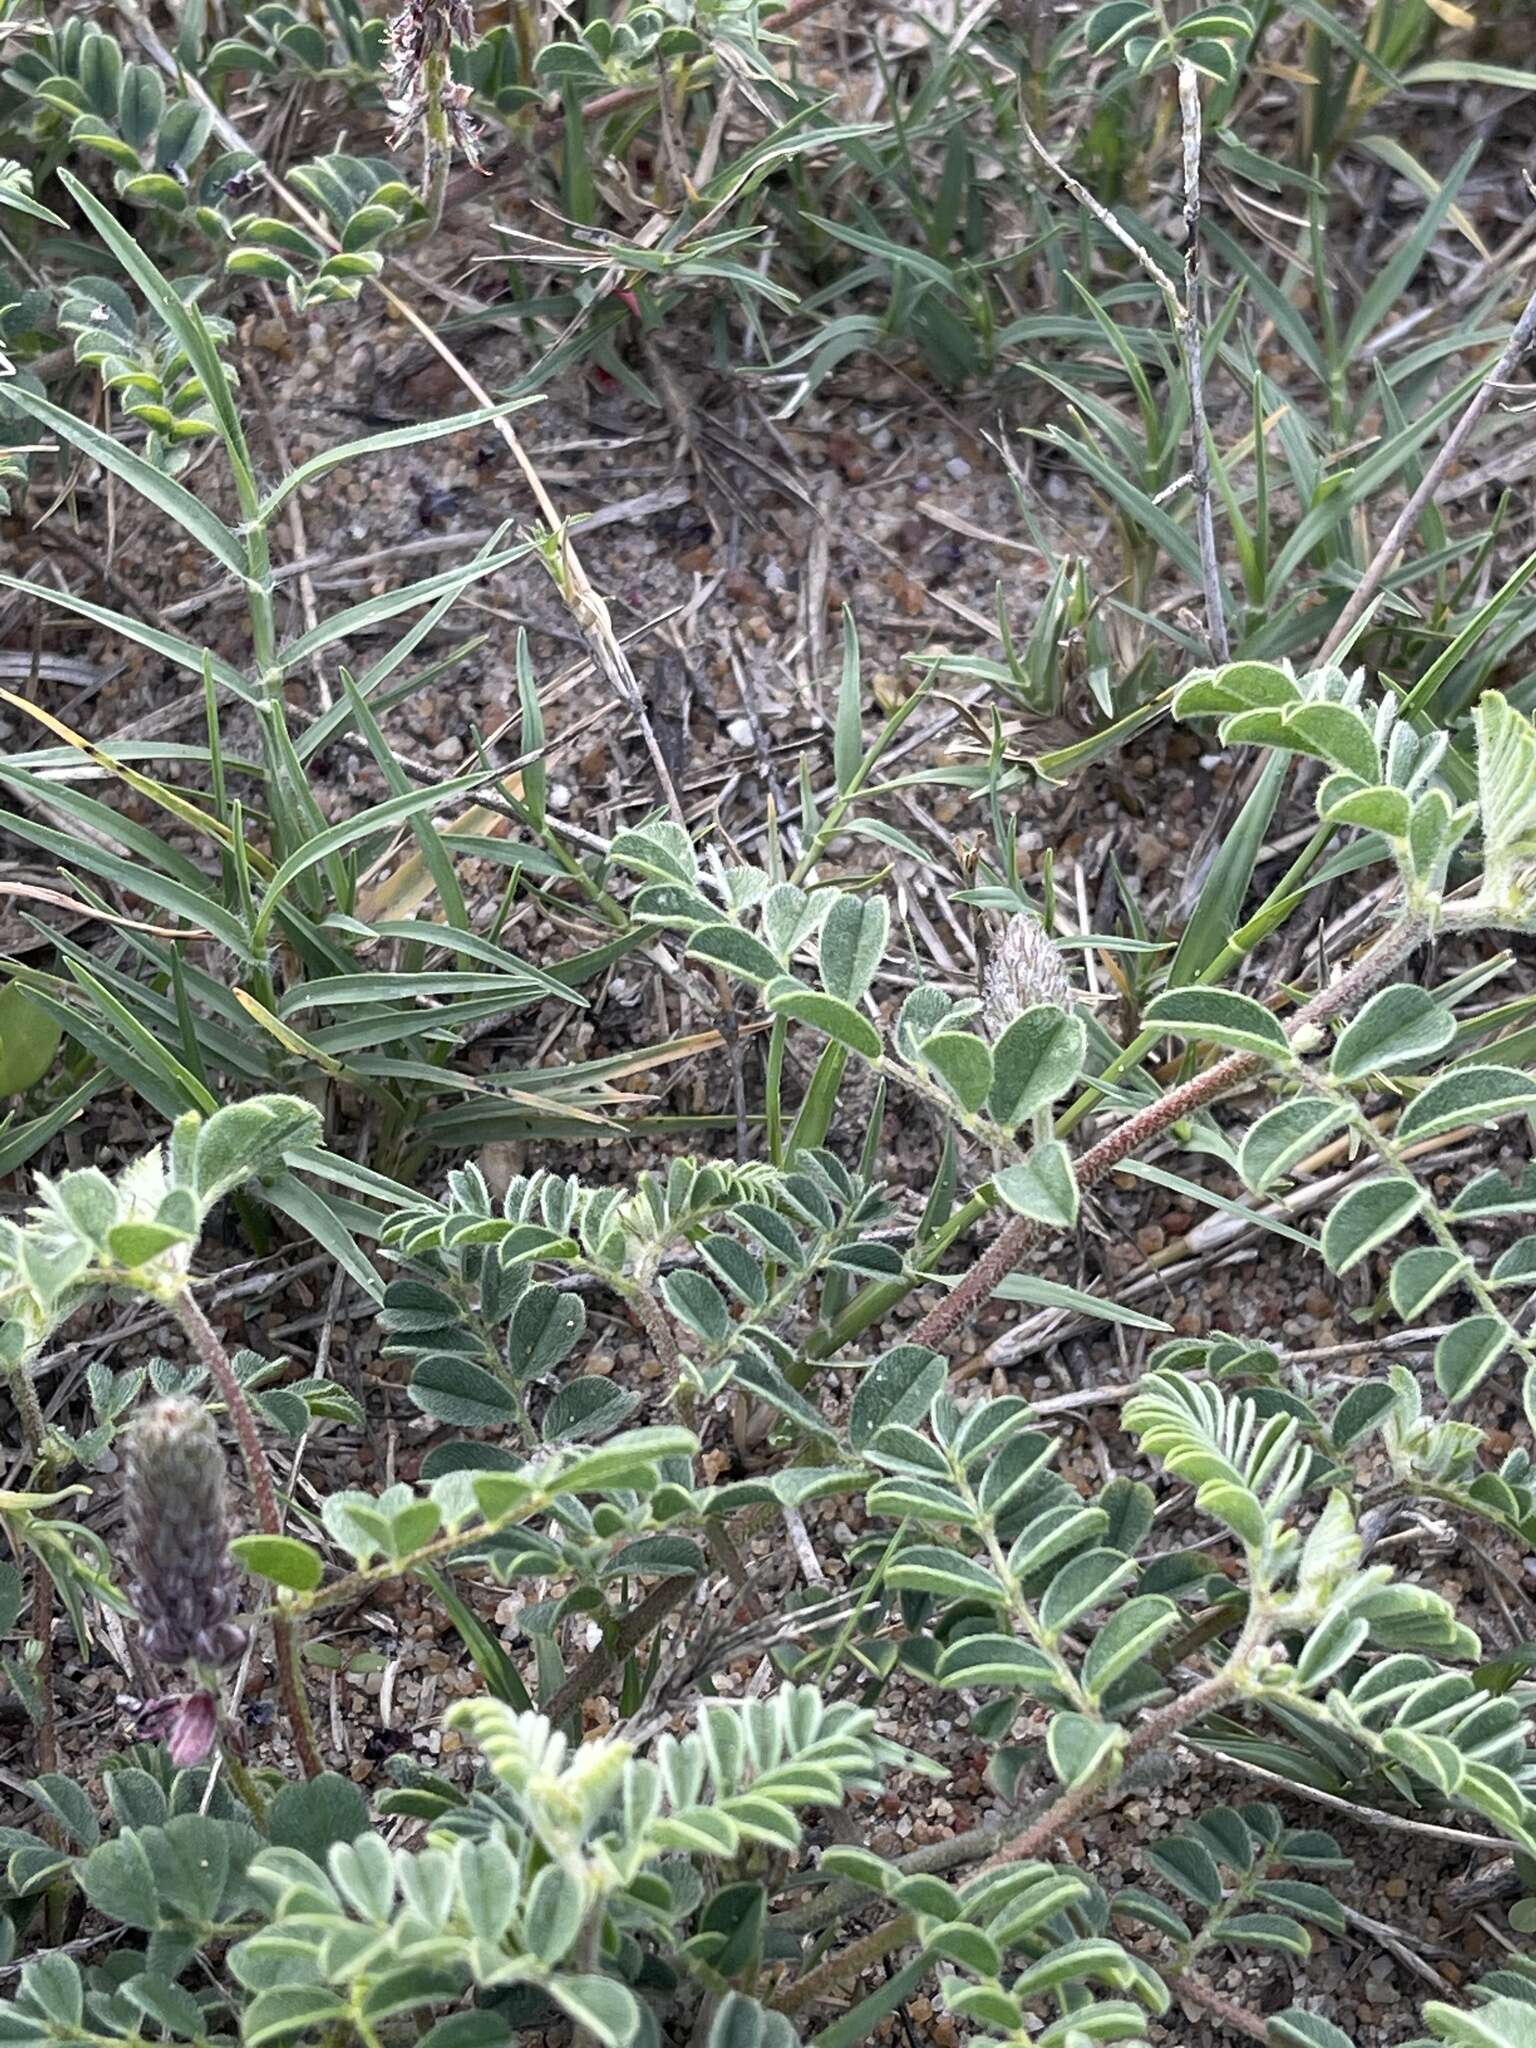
(1175, 1971, 1271, 2042)
(772, 1910, 916, 2017)
(977, 1664, 1244, 1874)
(172, 1290, 323, 1779)
(774, 1660, 1252, 2017)
(776, 933, 1432, 2024)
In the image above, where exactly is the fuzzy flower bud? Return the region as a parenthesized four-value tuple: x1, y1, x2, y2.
(982, 912, 1073, 1036)
(125, 1398, 247, 1670)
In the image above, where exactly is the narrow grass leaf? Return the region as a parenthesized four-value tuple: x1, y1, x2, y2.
(5, 385, 245, 575)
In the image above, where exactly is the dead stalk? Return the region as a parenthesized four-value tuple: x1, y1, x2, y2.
(1024, 89, 1229, 663)
(1318, 278, 1536, 664)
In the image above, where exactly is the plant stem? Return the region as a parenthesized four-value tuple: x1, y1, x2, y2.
(171, 1289, 323, 1779)
(1174, 1971, 1270, 2042)
(624, 1277, 683, 1378)
(421, 47, 452, 235)
(10, 1364, 46, 1461)
(981, 1659, 1250, 1875)
(219, 1736, 268, 1825)
(774, 1642, 1260, 2018)
(773, 1914, 917, 2018)
(542, 1575, 692, 1726)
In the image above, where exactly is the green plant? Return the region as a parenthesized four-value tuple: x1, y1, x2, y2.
(8, 2, 1536, 2039)
(0, 182, 641, 1205)
(6, 653, 1534, 2038)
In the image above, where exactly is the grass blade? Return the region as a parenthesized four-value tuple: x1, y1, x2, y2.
(5, 384, 246, 575)
(0, 575, 252, 700)
(258, 401, 541, 524)
(253, 775, 483, 942)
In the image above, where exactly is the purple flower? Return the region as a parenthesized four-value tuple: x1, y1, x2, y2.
(125, 1398, 248, 1670)
(135, 1691, 220, 1768)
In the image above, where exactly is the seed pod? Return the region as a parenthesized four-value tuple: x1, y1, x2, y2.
(982, 913, 1073, 1036)
(125, 1397, 247, 1669)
